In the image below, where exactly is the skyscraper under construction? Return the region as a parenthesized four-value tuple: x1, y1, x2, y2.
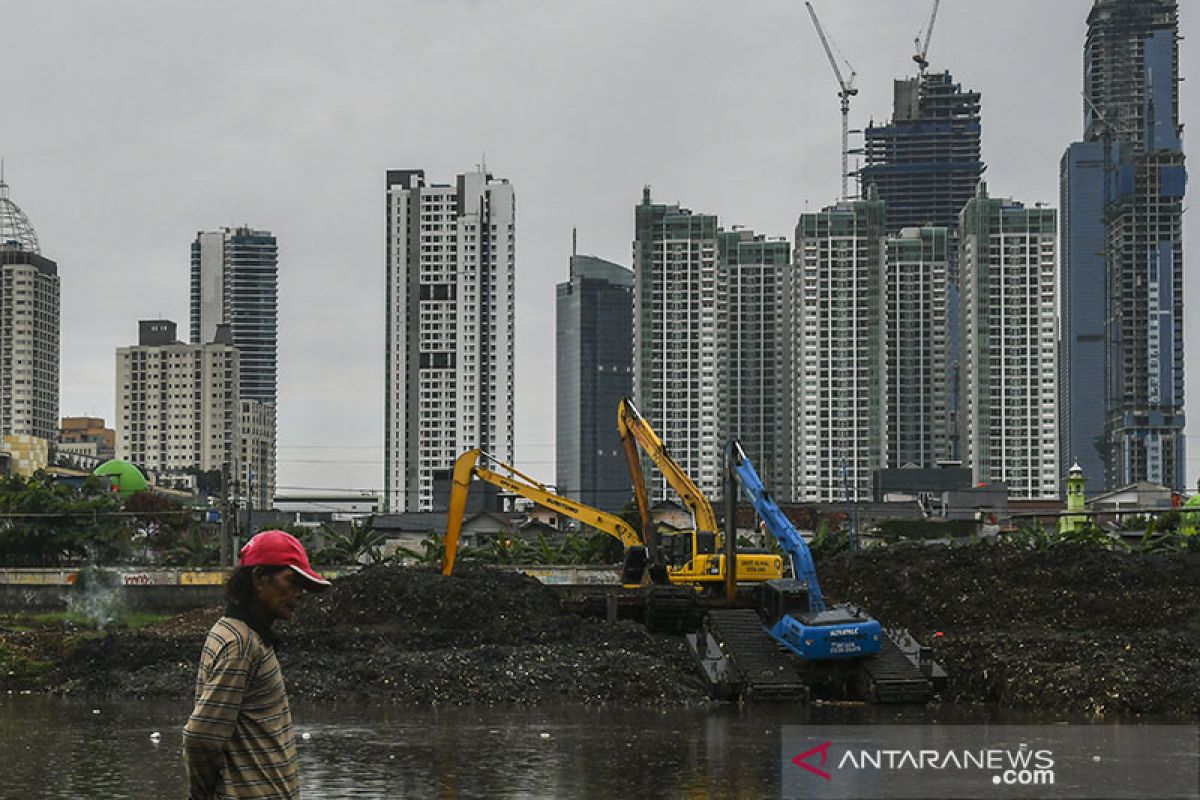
(857, 70, 985, 463)
(1061, 0, 1186, 491)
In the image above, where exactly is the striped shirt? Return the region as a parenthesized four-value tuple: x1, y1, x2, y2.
(183, 616, 300, 799)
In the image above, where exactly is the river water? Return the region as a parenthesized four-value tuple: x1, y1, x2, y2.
(0, 696, 1192, 798)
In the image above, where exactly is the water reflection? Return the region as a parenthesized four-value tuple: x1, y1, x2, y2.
(0, 696, 1151, 799)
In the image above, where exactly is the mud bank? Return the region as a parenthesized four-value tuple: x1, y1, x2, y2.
(819, 543, 1200, 716)
(3, 546, 1198, 715)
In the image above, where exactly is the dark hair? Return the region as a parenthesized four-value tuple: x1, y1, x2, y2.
(225, 565, 289, 609)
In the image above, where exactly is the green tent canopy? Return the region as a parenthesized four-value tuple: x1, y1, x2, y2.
(92, 459, 149, 497)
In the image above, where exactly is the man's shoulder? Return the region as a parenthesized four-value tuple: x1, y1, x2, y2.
(206, 616, 264, 658)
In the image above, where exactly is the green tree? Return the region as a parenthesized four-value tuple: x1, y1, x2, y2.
(316, 517, 388, 565)
(0, 474, 127, 566)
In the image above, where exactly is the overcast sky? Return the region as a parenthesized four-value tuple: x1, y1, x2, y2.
(3, 0, 1196, 496)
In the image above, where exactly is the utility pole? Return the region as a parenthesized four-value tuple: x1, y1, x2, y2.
(219, 461, 232, 566)
(245, 466, 255, 541)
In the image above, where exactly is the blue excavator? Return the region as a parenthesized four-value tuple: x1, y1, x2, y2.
(726, 440, 881, 660)
(686, 439, 943, 703)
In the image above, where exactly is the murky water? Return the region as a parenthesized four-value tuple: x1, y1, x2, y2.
(0, 696, 1185, 798)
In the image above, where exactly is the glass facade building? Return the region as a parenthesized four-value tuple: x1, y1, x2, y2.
(556, 255, 633, 512)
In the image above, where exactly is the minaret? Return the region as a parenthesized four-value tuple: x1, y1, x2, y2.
(1059, 462, 1088, 534)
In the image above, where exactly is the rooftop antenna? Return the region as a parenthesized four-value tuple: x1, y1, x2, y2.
(913, 0, 941, 77)
(805, 2, 859, 201)
(572, 226, 577, 257)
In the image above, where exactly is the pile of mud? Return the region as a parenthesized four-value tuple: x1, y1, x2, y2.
(818, 543, 1200, 716)
(10, 545, 1199, 715)
(51, 564, 707, 707)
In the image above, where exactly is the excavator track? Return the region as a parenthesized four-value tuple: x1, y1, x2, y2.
(690, 610, 943, 704)
(643, 586, 705, 633)
(859, 629, 946, 704)
(690, 609, 809, 702)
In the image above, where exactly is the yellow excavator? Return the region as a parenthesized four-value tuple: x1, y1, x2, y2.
(439, 449, 656, 585)
(617, 397, 783, 591)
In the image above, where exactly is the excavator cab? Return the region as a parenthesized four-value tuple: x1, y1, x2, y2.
(617, 397, 783, 591)
(758, 579, 810, 628)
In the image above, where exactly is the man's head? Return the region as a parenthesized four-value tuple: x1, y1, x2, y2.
(227, 530, 329, 622)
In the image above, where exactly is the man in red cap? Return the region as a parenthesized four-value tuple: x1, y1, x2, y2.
(183, 530, 330, 799)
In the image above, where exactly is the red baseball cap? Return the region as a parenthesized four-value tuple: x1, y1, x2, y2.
(240, 530, 330, 591)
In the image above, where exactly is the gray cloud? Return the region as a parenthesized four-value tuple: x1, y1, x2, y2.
(2, 0, 1195, 494)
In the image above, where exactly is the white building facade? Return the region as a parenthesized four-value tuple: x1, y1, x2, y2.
(240, 399, 276, 511)
(115, 320, 241, 478)
(884, 226, 951, 468)
(790, 197, 887, 503)
(385, 169, 515, 512)
(959, 183, 1059, 498)
(0, 178, 59, 443)
(632, 189, 721, 500)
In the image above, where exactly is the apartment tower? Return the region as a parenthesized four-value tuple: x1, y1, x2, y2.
(717, 228, 792, 496)
(884, 226, 951, 468)
(0, 176, 59, 443)
(790, 194, 887, 503)
(858, 70, 985, 457)
(385, 169, 515, 512)
(959, 184, 1059, 498)
(632, 188, 721, 501)
(190, 227, 278, 504)
(115, 320, 240, 477)
(1092, 0, 1185, 490)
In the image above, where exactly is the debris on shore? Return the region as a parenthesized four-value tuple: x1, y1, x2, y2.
(817, 543, 1200, 717)
(2, 545, 1197, 716)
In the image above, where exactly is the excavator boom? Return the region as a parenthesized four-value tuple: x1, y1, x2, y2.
(441, 449, 643, 577)
(617, 397, 719, 539)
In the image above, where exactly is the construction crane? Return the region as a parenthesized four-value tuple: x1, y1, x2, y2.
(912, 0, 941, 76)
(805, 2, 858, 201)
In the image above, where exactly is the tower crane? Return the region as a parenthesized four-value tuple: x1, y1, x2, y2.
(912, 0, 941, 76)
(805, 2, 857, 201)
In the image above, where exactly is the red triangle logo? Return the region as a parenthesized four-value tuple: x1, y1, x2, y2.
(791, 740, 833, 780)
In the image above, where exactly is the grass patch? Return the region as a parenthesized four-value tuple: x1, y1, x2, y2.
(3, 610, 171, 631)
(0, 641, 55, 686)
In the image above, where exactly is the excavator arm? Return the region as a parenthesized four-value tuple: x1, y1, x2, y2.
(617, 397, 720, 543)
(727, 439, 826, 612)
(441, 449, 643, 576)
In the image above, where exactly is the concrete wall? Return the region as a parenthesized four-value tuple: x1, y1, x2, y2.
(0, 582, 223, 614)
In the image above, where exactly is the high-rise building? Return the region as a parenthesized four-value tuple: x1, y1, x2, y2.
(190, 227, 279, 406)
(859, 72, 984, 235)
(858, 70, 985, 458)
(190, 226, 278, 504)
(790, 195, 886, 503)
(884, 226, 950, 469)
(632, 188, 720, 501)
(1058, 141, 1111, 488)
(717, 228, 791, 496)
(1082, 0, 1185, 491)
(115, 320, 241, 477)
(384, 169, 515, 512)
(0, 177, 59, 443)
(959, 184, 1059, 499)
(240, 400, 276, 511)
(556, 254, 633, 511)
